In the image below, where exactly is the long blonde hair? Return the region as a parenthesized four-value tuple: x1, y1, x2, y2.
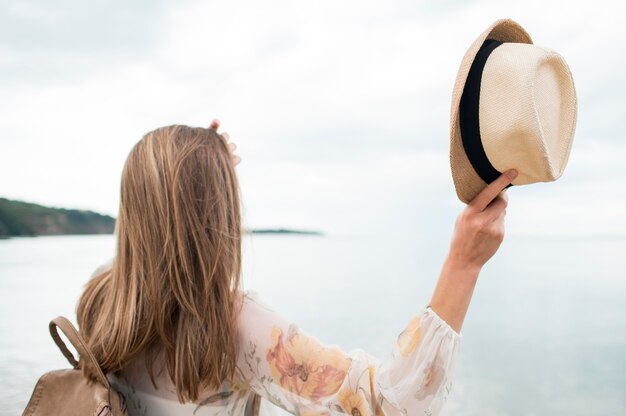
(77, 125, 242, 402)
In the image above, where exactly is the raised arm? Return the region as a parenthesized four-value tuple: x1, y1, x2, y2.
(235, 291, 461, 415)
(429, 169, 517, 332)
(233, 170, 517, 415)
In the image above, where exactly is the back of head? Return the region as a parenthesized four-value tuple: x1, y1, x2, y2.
(77, 125, 242, 402)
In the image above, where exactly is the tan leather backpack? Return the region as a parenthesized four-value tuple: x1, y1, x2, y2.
(23, 316, 262, 416)
(22, 316, 127, 416)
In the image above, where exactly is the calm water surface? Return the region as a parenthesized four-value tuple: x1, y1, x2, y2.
(1, 233, 625, 415)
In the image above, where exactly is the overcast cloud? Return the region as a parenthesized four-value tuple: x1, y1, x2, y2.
(1, 0, 625, 237)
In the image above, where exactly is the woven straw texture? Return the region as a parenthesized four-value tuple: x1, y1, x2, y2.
(480, 44, 577, 185)
(449, 19, 532, 204)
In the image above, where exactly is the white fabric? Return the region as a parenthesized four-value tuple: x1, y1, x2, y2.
(92, 263, 462, 415)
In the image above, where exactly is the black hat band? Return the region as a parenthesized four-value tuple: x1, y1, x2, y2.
(459, 38, 508, 185)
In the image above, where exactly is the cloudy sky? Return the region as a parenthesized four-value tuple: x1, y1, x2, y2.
(1, 0, 625, 237)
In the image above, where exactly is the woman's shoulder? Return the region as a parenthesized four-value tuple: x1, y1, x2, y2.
(236, 289, 278, 315)
(238, 289, 262, 305)
(234, 289, 286, 340)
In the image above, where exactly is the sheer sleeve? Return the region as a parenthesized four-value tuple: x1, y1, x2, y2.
(235, 290, 462, 416)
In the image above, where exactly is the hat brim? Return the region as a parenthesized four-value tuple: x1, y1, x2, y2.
(450, 19, 533, 204)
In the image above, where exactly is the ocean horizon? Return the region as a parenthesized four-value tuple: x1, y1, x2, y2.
(1, 233, 625, 415)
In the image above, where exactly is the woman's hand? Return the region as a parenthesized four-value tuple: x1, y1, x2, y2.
(210, 119, 241, 166)
(447, 169, 517, 273)
(429, 169, 517, 333)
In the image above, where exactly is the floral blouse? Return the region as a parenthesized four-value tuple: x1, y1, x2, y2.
(91, 261, 462, 416)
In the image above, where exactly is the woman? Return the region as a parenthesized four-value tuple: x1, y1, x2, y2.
(77, 121, 515, 415)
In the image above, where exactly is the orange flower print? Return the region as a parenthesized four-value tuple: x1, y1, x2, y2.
(367, 365, 384, 416)
(396, 315, 421, 357)
(266, 324, 351, 403)
(338, 387, 370, 416)
(414, 355, 445, 400)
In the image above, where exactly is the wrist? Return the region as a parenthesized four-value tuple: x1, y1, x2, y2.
(428, 257, 481, 333)
(443, 254, 482, 280)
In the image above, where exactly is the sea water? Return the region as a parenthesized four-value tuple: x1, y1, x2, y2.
(1, 233, 625, 415)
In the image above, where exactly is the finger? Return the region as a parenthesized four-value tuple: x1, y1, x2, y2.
(483, 194, 507, 221)
(501, 189, 509, 203)
(494, 189, 509, 214)
(492, 205, 506, 224)
(469, 169, 517, 212)
(232, 155, 241, 165)
(210, 119, 220, 130)
(497, 213, 506, 233)
(227, 142, 237, 152)
(221, 132, 230, 142)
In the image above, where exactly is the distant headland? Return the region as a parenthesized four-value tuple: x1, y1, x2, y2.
(250, 228, 323, 236)
(0, 198, 323, 238)
(0, 198, 115, 238)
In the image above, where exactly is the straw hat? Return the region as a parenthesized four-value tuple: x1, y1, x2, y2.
(449, 18, 577, 203)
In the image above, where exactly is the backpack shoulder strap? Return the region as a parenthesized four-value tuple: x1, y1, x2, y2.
(49, 316, 111, 389)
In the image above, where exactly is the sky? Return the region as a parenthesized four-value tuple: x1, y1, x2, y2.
(1, 0, 625, 237)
